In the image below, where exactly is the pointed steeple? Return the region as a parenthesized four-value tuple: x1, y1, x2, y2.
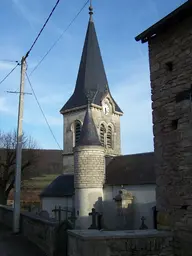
(89, 0, 93, 21)
(60, 4, 122, 114)
(77, 104, 101, 147)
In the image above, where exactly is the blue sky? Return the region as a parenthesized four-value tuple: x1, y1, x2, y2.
(0, 0, 186, 154)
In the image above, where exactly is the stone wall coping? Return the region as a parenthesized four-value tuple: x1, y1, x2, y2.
(0, 205, 57, 226)
(21, 212, 57, 226)
(68, 229, 173, 241)
(0, 205, 13, 211)
(74, 145, 105, 152)
(62, 152, 73, 156)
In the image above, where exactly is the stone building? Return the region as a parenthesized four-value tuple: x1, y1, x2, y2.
(40, 5, 156, 230)
(136, 0, 192, 255)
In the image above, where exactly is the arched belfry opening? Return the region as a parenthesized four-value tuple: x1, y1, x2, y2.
(75, 120, 82, 145)
(100, 123, 106, 146)
(107, 125, 112, 148)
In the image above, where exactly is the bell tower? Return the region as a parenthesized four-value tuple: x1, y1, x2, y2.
(60, 4, 123, 174)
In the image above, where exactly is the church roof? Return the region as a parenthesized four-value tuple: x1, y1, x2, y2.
(105, 152, 155, 185)
(40, 174, 74, 197)
(60, 9, 122, 114)
(77, 106, 101, 147)
(135, 1, 192, 43)
(40, 152, 155, 198)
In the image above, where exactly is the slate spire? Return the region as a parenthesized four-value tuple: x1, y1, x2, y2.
(77, 92, 101, 147)
(77, 106, 101, 147)
(60, 4, 122, 114)
(89, 0, 93, 21)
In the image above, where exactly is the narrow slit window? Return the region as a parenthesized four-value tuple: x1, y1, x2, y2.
(165, 61, 173, 71)
(107, 126, 112, 148)
(100, 124, 105, 146)
(176, 86, 192, 103)
(75, 121, 81, 145)
(171, 119, 178, 130)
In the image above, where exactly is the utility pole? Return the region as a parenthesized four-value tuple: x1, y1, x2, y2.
(13, 56, 26, 233)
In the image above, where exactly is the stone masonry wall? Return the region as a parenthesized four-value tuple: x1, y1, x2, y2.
(68, 230, 174, 256)
(62, 104, 121, 174)
(63, 109, 86, 155)
(63, 153, 74, 174)
(63, 106, 121, 157)
(62, 109, 86, 174)
(149, 14, 192, 255)
(92, 105, 122, 156)
(74, 145, 105, 188)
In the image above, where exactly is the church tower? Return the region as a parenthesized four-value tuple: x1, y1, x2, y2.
(60, 4, 123, 174)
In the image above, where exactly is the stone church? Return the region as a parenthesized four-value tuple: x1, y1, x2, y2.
(40, 5, 156, 230)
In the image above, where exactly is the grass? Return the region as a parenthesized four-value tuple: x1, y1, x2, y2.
(23, 174, 59, 189)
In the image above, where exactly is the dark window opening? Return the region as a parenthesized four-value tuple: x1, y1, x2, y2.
(180, 205, 189, 210)
(171, 119, 178, 130)
(100, 124, 105, 146)
(107, 126, 112, 148)
(176, 85, 192, 103)
(165, 61, 173, 71)
(75, 121, 81, 145)
(152, 206, 157, 229)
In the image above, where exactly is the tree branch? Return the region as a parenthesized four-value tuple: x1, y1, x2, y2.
(22, 161, 31, 172)
(5, 179, 15, 197)
(0, 129, 40, 204)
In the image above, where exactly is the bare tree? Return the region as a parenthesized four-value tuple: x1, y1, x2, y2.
(0, 130, 40, 205)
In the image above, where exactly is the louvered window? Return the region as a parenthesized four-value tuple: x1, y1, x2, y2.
(75, 120, 81, 145)
(100, 124, 105, 146)
(107, 126, 112, 148)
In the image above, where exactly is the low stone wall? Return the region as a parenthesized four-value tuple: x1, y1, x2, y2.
(0, 205, 58, 256)
(0, 205, 13, 228)
(21, 212, 57, 256)
(0, 206, 174, 256)
(68, 229, 174, 256)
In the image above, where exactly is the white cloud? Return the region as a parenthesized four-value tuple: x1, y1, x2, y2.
(0, 62, 17, 71)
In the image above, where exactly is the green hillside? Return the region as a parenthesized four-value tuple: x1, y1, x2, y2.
(23, 174, 59, 189)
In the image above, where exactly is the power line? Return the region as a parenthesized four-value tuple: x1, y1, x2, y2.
(26, 72, 62, 150)
(29, 0, 89, 76)
(0, 59, 19, 63)
(0, 63, 20, 86)
(25, 0, 61, 58)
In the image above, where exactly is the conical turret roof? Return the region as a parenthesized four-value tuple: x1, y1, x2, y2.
(77, 106, 101, 147)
